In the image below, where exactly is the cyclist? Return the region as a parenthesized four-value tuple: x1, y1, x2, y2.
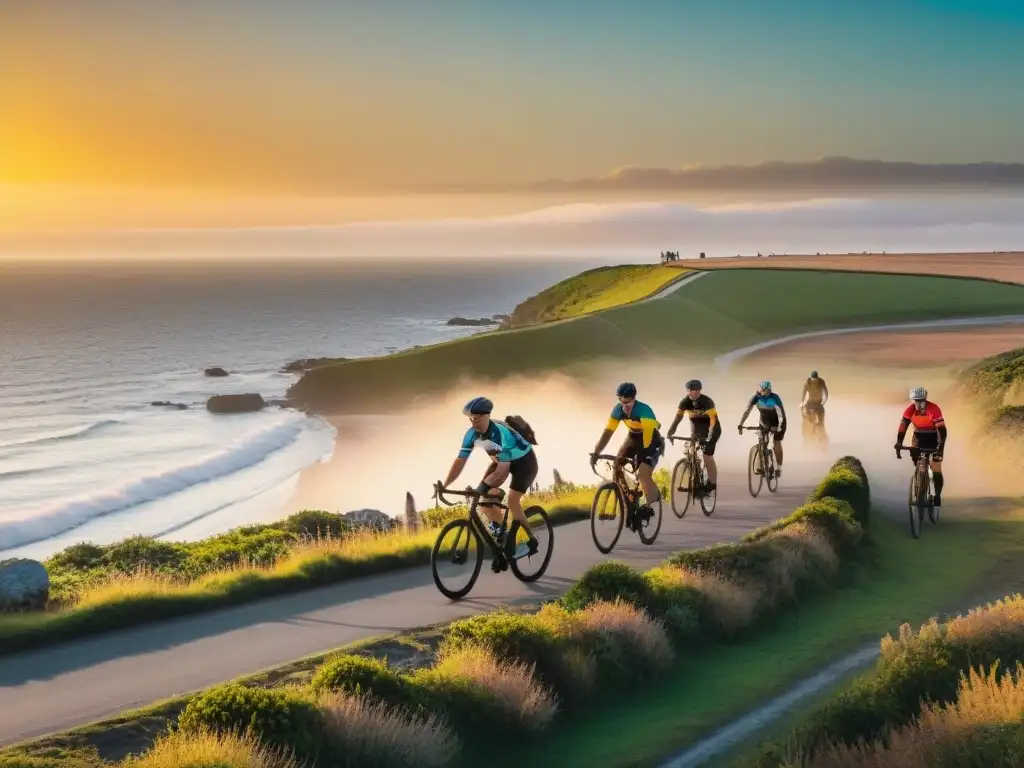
(666, 378, 720, 493)
(737, 380, 788, 477)
(439, 396, 539, 558)
(590, 382, 663, 527)
(801, 370, 829, 415)
(895, 386, 947, 506)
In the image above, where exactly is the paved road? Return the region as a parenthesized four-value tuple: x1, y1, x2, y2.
(0, 461, 832, 746)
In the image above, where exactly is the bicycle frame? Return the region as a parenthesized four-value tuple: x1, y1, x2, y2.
(433, 486, 513, 564)
(668, 434, 707, 481)
(591, 453, 643, 510)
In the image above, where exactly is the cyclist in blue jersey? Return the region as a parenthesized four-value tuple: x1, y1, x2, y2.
(590, 382, 664, 525)
(737, 380, 788, 477)
(439, 396, 539, 557)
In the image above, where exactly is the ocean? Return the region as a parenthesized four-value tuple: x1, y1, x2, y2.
(0, 254, 629, 560)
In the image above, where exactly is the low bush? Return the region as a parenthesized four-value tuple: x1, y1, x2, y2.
(309, 654, 414, 709)
(748, 593, 1024, 766)
(122, 728, 298, 768)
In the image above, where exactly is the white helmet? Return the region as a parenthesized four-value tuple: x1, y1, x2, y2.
(909, 386, 927, 401)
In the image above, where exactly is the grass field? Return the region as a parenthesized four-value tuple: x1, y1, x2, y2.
(494, 501, 1024, 768)
(289, 269, 1024, 413)
(504, 264, 686, 327)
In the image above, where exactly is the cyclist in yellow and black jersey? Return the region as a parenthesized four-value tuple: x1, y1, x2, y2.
(666, 379, 721, 492)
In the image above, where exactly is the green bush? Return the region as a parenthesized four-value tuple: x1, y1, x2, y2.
(280, 509, 353, 539)
(562, 562, 653, 612)
(310, 654, 414, 709)
(747, 498, 863, 556)
(177, 682, 324, 759)
(46, 543, 106, 571)
(442, 612, 573, 698)
(409, 669, 520, 736)
(807, 455, 871, 528)
(102, 536, 188, 574)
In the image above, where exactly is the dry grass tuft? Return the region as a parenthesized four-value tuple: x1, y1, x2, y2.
(809, 663, 1024, 768)
(432, 644, 558, 731)
(648, 565, 761, 635)
(121, 728, 298, 768)
(569, 600, 674, 670)
(318, 690, 459, 768)
(768, 522, 841, 576)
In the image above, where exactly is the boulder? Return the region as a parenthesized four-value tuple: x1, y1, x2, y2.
(204, 367, 229, 377)
(403, 492, 419, 534)
(0, 558, 49, 611)
(343, 508, 395, 532)
(281, 357, 344, 373)
(206, 393, 266, 414)
(151, 401, 189, 410)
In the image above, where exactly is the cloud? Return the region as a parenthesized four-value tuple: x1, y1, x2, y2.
(16, 194, 1023, 260)
(528, 157, 1024, 192)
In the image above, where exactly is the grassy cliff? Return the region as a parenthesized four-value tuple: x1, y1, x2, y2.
(504, 264, 686, 327)
(959, 346, 1024, 431)
(288, 269, 1024, 414)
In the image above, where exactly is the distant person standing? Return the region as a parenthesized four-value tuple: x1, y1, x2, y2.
(801, 371, 829, 412)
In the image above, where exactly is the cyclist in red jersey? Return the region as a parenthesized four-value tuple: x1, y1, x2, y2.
(895, 386, 947, 505)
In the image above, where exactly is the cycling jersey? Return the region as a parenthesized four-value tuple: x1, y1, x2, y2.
(899, 401, 945, 434)
(458, 420, 533, 462)
(606, 400, 661, 449)
(677, 394, 719, 427)
(750, 392, 786, 424)
(803, 378, 828, 404)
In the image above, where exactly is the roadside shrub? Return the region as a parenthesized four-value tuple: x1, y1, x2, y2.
(318, 691, 458, 768)
(646, 566, 756, 638)
(47, 543, 106, 571)
(562, 561, 653, 612)
(103, 536, 187, 574)
(413, 644, 557, 734)
(567, 600, 673, 686)
(177, 683, 324, 760)
(310, 654, 415, 709)
(442, 612, 573, 697)
(0, 749, 103, 768)
(747, 498, 863, 557)
(807, 455, 871, 528)
(123, 728, 298, 768)
(280, 510, 352, 539)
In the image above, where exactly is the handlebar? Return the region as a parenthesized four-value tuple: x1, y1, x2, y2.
(433, 483, 506, 508)
(668, 435, 702, 443)
(739, 425, 768, 432)
(589, 452, 637, 479)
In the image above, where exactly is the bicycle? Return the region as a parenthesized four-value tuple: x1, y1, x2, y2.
(897, 445, 939, 539)
(801, 404, 828, 450)
(740, 425, 779, 497)
(589, 453, 663, 554)
(668, 435, 717, 517)
(429, 484, 554, 600)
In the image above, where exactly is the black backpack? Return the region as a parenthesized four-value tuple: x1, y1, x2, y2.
(502, 414, 538, 446)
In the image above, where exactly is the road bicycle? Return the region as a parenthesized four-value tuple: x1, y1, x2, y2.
(801, 403, 829, 450)
(589, 452, 663, 554)
(897, 445, 939, 539)
(740, 425, 779, 497)
(429, 484, 554, 599)
(668, 434, 717, 517)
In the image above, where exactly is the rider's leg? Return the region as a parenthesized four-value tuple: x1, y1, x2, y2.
(507, 451, 539, 541)
(638, 462, 661, 504)
(703, 424, 721, 488)
(930, 456, 944, 504)
(773, 428, 785, 471)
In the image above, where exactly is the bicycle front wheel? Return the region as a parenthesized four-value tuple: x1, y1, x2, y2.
(907, 472, 922, 539)
(509, 505, 554, 582)
(671, 458, 693, 518)
(700, 465, 717, 516)
(766, 450, 779, 493)
(591, 482, 626, 554)
(431, 519, 484, 599)
(748, 445, 764, 497)
(926, 469, 939, 525)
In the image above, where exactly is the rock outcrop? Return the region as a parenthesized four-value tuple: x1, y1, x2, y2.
(281, 357, 344, 373)
(446, 317, 499, 327)
(343, 508, 395, 532)
(206, 393, 266, 414)
(0, 558, 49, 611)
(403, 492, 419, 533)
(204, 367, 229, 377)
(151, 401, 189, 410)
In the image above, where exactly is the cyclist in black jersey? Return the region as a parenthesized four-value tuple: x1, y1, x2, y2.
(666, 379, 721, 493)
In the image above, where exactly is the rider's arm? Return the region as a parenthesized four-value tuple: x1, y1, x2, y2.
(704, 397, 719, 428)
(635, 402, 660, 449)
(896, 405, 914, 445)
(444, 429, 476, 486)
(481, 458, 511, 489)
(738, 398, 755, 427)
(822, 380, 829, 403)
(801, 381, 809, 405)
(667, 398, 691, 436)
(774, 401, 785, 426)
(932, 405, 947, 448)
(594, 408, 620, 454)
(443, 457, 467, 487)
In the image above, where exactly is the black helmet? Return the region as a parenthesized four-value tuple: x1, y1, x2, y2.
(462, 396, 493, 416)
(810, 370, 818, 379)
(685, 379, 702, 391)
(616, 382, 637, 398)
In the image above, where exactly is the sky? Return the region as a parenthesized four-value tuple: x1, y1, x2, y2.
(2, 1, 1023, 233)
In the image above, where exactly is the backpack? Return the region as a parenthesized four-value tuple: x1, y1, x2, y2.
(503, 414, 538, 446)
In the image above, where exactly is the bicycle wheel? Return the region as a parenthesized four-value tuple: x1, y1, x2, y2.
(670, 458, 694, 518)
(766, 449, 779, 493)
(747, 445, 764, 497)
(907, 472, 922, 539)
(509, 505, 554, 582)
(699, 463, 717, 516)
(591, 482, 626, 554)
(636, 493, 663, 546)
(926, 468, 939, 525)
(431, 519, 484, 599)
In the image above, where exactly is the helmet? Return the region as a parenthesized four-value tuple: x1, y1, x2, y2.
(810, 371, 818, 379)
(685, 379, 702, 391)
(909, 387, 927, 402)
(758, 380, 772, 392)
(616, 382, 637, 398)
(463, 396, 493, 416)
